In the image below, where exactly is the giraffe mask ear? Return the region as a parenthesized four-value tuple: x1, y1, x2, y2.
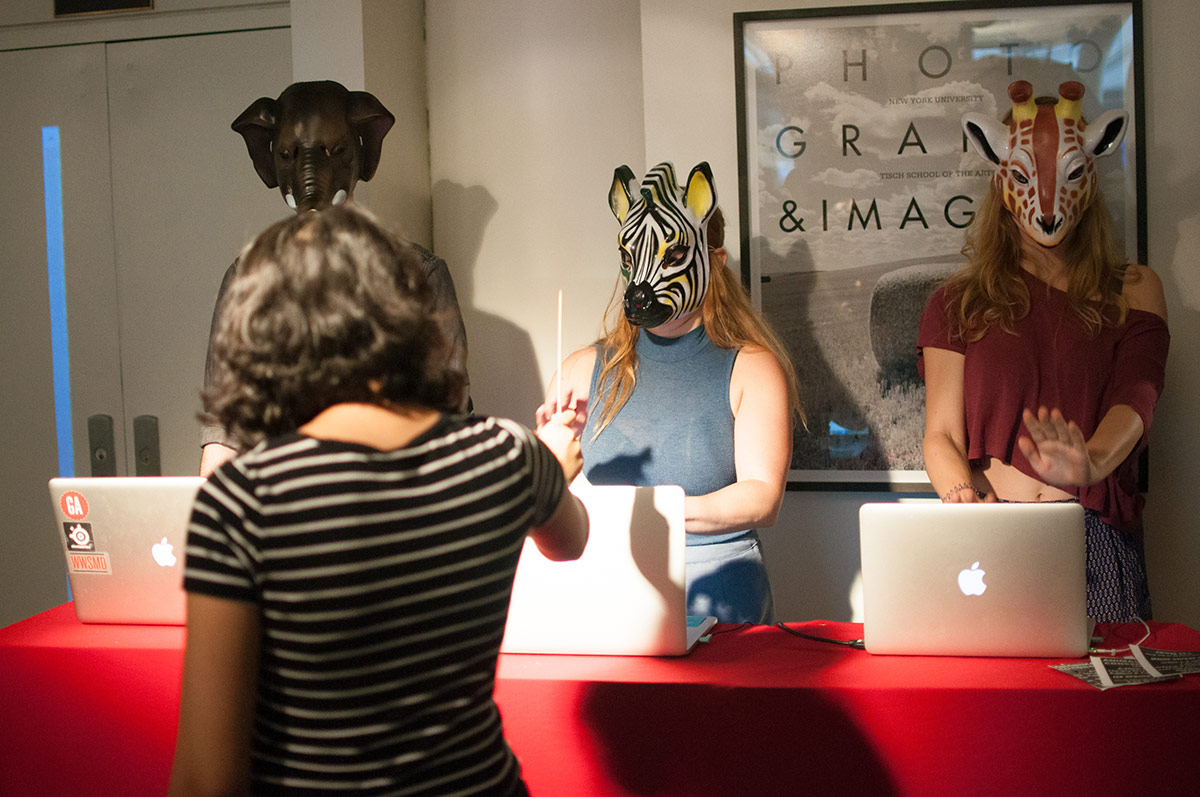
(1082, 109, 1128, 159)
(962, 113, 1010, 168)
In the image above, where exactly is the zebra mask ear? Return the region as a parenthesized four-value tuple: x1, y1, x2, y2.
(609, 165, 637, 223)
(683, 162, 717, 226)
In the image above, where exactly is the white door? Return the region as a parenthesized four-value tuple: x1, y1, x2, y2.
(0, 27, 290, 627)
(106, 27, 292, 478)
(0, 43, 121, 626)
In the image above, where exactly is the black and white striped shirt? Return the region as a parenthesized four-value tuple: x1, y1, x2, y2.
(184, 415, 563, 796)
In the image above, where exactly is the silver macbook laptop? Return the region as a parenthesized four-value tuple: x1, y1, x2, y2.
(501, 483, 717, 656)
(859, 501, 1089, 658)
(48, 476, 204, 625)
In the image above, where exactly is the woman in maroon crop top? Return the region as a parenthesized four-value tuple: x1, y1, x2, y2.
(918, 82, 1169, 621)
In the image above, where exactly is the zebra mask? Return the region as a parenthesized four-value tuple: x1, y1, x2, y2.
(962, 80, 1128, 247)
(608, 162, 717, 327)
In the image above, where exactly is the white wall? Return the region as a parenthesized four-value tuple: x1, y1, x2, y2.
(290, 0, 432, 248)
(426, 0, 647, 426)
(1137, 0, 1200, 628)
(428, 0, 1200, 626)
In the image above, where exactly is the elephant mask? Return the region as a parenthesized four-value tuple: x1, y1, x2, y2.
(232, 80, 395, 213)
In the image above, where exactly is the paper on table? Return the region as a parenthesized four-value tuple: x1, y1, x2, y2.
(1051, 645, 1200, 690)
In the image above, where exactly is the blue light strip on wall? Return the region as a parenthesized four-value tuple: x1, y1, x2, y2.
(42, 126, 75, 478)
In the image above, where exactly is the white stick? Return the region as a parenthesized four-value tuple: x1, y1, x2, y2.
(556, 289, 563, 413)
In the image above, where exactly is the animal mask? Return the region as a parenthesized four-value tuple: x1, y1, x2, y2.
(608, 162, 717, 327)
(232, 81, 395, 214)
(962, 81, 1127, 247)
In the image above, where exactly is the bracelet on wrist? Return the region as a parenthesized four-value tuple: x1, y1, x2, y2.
(942, 482, 977, 502)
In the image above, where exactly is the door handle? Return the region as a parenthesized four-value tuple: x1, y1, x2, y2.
(87, 414, 116, 477)
(133, 414, 161, 476)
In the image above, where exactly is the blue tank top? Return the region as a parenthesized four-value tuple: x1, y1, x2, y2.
(581, 325, 747, 545)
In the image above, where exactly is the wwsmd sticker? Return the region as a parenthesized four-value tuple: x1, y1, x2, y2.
(68, 552, 111, 574)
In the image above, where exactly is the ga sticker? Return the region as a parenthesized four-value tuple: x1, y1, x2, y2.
(68, 552, 111, 574)
(61, 491, 89, 521)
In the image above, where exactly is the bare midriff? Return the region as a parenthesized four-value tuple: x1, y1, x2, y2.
(973, 457, 1075, 502)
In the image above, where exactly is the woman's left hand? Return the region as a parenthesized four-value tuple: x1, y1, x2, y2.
(536, 408, 584, 483)
(1017, 406, 1094, 487)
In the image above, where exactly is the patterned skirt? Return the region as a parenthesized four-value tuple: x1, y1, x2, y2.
(997, 499, 1150, 622)
(1084, 508, 1153, 622)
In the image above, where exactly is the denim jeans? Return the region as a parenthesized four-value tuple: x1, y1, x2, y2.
(684, 532, 775, 624)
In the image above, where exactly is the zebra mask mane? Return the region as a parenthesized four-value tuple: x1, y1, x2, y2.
(608, 162, 717, 327)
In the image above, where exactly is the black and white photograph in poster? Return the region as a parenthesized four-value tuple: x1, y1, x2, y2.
(734, 0, 1143, 488)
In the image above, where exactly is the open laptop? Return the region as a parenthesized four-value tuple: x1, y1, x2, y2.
(48, 476, 204, 625)
(859, 501, 1089, 658)
(501, 483, 717, 656)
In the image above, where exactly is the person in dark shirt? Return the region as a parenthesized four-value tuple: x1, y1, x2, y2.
(201, 80, 469, 476)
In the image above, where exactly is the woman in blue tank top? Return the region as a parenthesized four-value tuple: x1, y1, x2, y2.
(537, 163, 803, 624)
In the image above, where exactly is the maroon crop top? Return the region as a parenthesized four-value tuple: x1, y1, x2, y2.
(917, 269, 1169, 532)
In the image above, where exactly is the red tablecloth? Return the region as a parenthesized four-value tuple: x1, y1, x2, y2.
(3, 604, 1199, 796)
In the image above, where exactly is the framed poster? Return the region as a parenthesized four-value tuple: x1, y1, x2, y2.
(734, 0, 1144, 489)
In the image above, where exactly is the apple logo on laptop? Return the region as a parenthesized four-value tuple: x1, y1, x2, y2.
(152, 537, 177, 568)
(957, 561, 987, 596)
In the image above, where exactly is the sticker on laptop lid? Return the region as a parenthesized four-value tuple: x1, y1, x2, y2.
(67, 551, 111, 574)
(64, 521, 95, 552)
(60, 491, 89, 521)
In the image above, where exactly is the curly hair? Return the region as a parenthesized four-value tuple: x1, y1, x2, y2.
(203, 206, 467, 448)
(590, 206, 804, 438)
(944, 167, 1131, 343)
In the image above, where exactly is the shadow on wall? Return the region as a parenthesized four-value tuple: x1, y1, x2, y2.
(432, 180, 543, 426)
(1141, 136, 1200, 628)
(1154, 139, 1200, 311)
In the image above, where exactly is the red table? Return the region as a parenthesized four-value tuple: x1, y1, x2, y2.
(3, 603, 1199, 796)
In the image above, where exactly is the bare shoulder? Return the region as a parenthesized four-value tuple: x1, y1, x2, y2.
(731, 345, 786, 386)
(730, 345, 788, 420)
(560, 345, 598, 397)
(563, 345, 598, 375)
(1122, 264, 1168, 321)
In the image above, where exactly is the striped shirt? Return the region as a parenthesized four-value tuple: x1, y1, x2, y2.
(184, 415, 563, 796)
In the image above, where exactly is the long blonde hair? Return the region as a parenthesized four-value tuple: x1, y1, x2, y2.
(590, 207, 804, 437)
(945, 180, 1130, 341)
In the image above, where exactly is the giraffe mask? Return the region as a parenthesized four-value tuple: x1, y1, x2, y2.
(962, 81, 1128, 247)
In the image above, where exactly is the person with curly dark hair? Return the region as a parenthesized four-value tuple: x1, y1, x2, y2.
(170, 206, 588, 797)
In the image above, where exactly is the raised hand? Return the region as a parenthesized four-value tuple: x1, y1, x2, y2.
(1017, 406, 1094, 487)
(534, 388, 588, 438)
